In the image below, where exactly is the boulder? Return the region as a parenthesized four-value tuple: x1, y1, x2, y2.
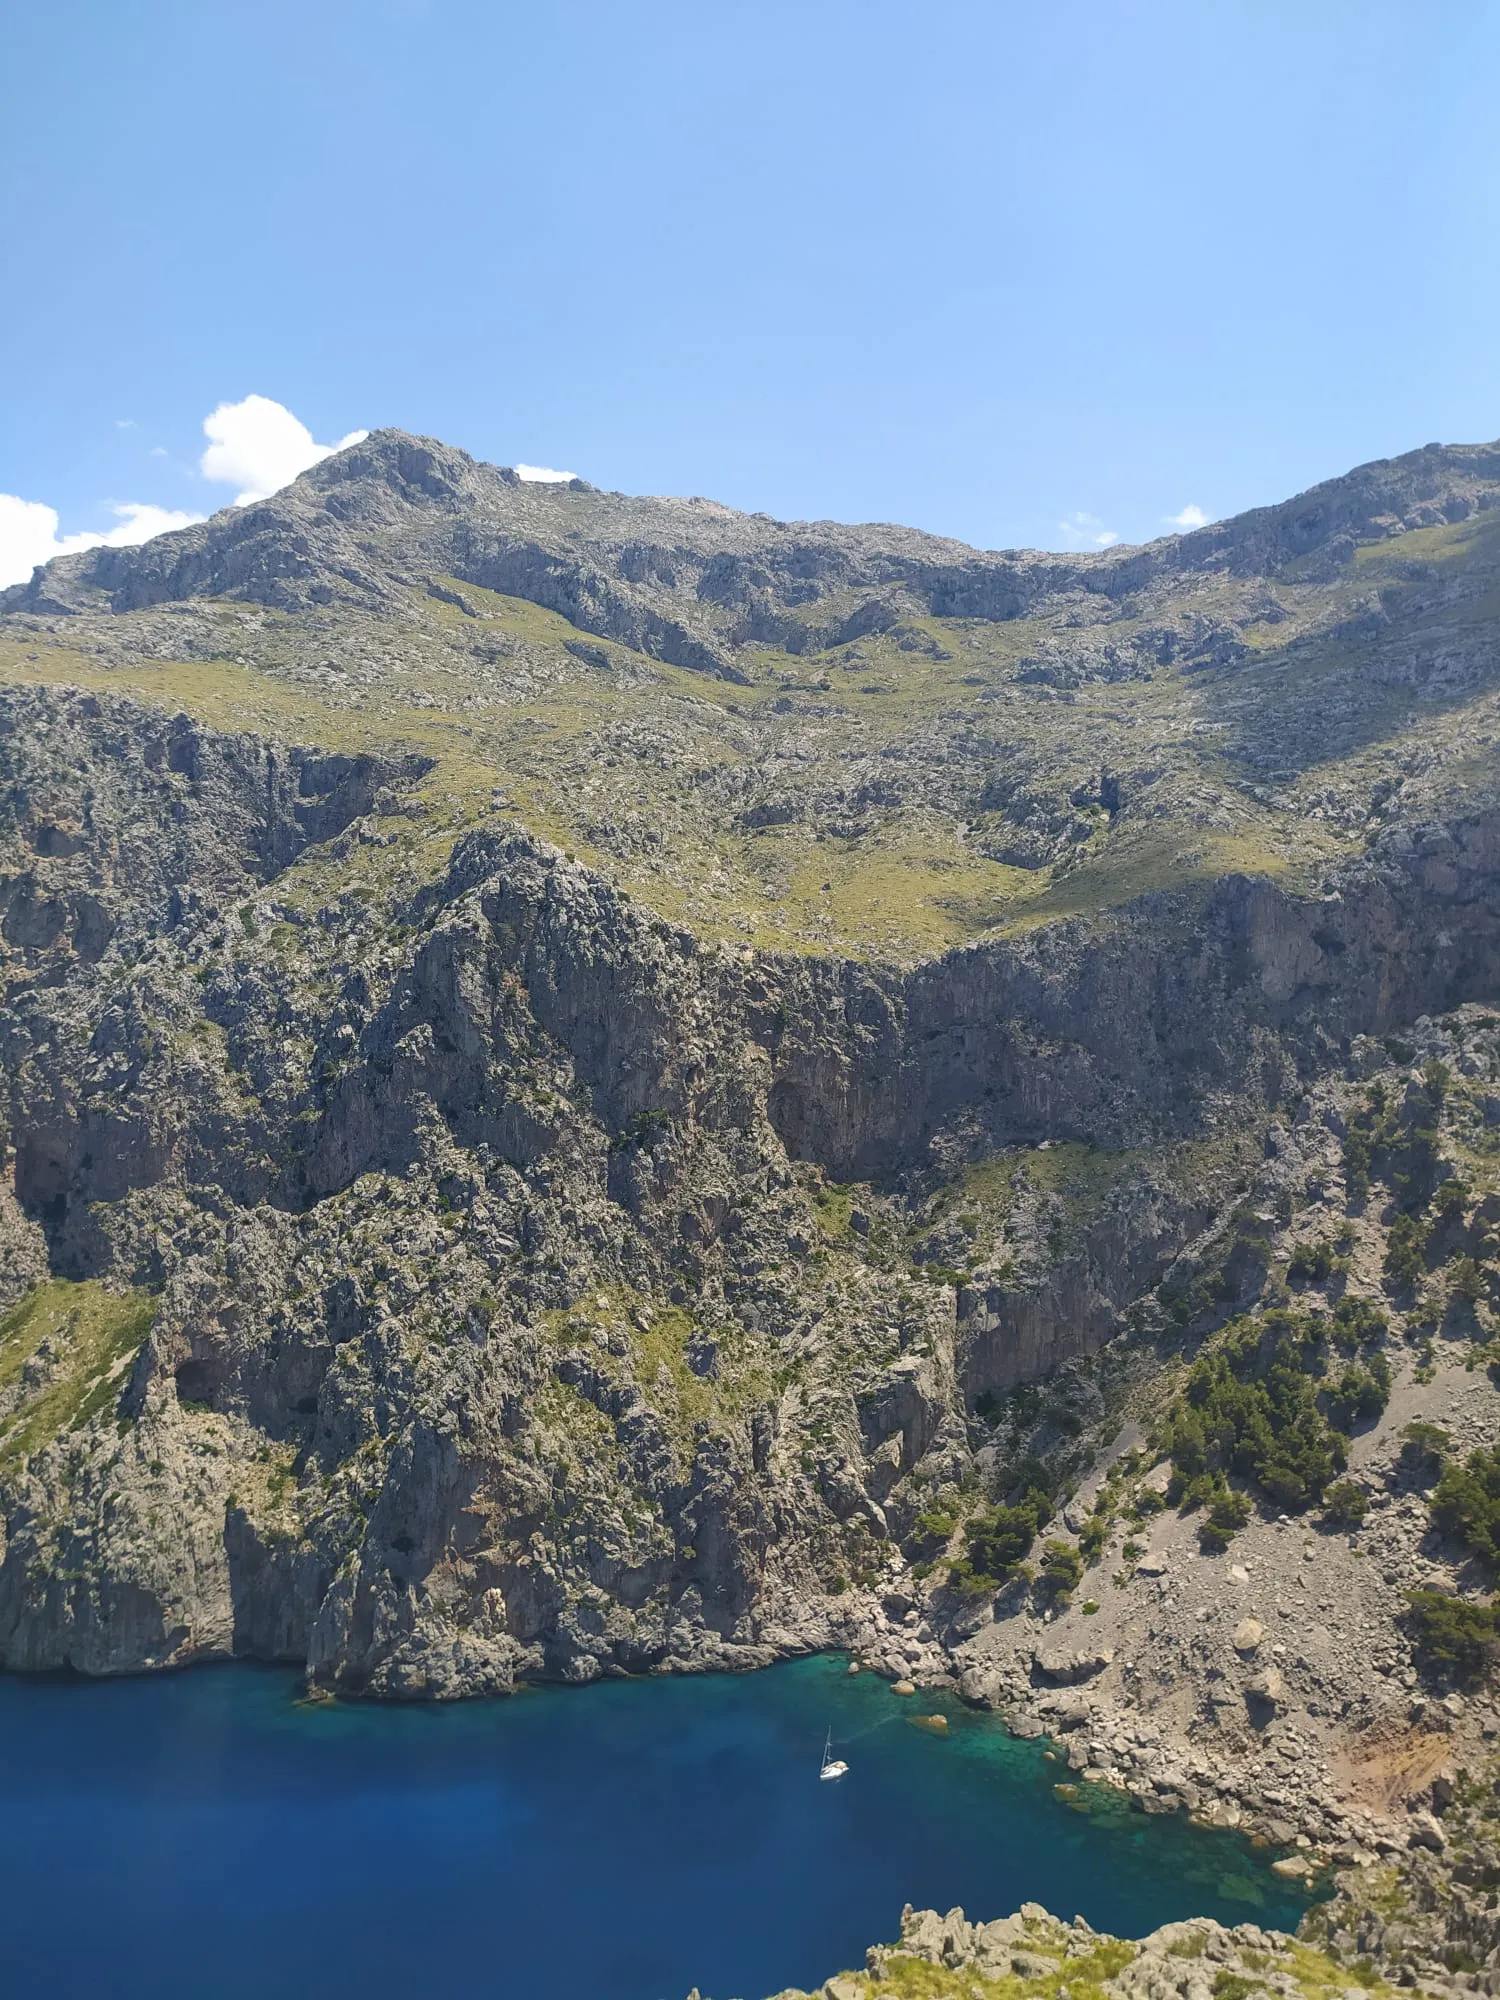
(1245, 1667, 1286, 1710)
(1034, 1644, 1114, 1685)
(1232, 1617, 1264, 1654)
(1046, 1694, 1093, 1731)
(957, 1664, 1003, 1708)
(1139, 1790, 1183, 1815)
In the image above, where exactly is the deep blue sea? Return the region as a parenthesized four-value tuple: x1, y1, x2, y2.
(0, 1655, 1312, 2000)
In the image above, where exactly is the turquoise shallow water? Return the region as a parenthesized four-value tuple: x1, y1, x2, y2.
(0, 1654, 1313, 1999)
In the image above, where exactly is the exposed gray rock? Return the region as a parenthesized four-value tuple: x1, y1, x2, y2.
(1034, 1643, 1114, 1684)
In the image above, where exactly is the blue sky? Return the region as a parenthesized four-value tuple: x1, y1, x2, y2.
(2, 0, 1497, 582)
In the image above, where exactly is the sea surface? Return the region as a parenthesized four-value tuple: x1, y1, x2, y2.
(0, 1655, 1314, 2000)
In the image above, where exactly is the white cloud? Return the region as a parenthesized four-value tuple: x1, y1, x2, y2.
(105, 502, 202, 542)
(1166, 503, 1210, 530)
(199, 394, 368, 505)
(0, 495, 202, 591)
(514, 463, 578, 483)
(1055, 511, 1120, 551)
(1, 394, 366, 590)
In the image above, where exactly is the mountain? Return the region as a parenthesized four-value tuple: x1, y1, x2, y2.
(6, 427, 1500, 963)
(1, 429, 1499, 1984)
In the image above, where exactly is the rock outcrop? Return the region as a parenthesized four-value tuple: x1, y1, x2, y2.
(752, 1901, 1355, 2000)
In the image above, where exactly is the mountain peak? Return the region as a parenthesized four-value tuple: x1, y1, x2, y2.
(5, 429, 1500, 685)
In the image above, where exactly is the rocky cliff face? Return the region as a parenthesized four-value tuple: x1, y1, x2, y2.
(0, 429, 1498, 1707)
(768, 817, 1500, 1183)
(0, 674, 1493, 1696)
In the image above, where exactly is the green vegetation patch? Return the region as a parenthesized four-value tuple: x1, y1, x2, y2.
(542, 1286, 772, 1473)
(1343, 1063, 1448, 1213)
(0, 1279, 157, 1467)
(1405, 1588, 1500, 1679)
(819, 1935, 1132, 2000)
(947, 1485, 1054, 1596)
(1162, 1305, 1391, 1532)
(1431, 1444, 1500, 1568)
(777, 1931, 1370, 2000)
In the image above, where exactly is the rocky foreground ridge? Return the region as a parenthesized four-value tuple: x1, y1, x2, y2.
(739, 1899, 1385, 2000)
(2, 431, 1500, 1980)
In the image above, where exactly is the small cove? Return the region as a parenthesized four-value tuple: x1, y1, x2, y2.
(0, 1655, 1315, 1999)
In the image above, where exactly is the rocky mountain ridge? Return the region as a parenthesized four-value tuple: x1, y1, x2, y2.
(8, 430, 1499, 684)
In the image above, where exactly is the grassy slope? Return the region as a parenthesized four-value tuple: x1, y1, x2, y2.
(3, 501, 1499, 963)
(0, 1280, 156, 1467)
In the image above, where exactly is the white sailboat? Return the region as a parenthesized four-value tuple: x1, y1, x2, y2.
(819, 1729, 848, 1781)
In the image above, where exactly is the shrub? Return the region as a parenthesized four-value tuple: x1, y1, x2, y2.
(1288, 1240, 1335, 1285)
(956, 1499, 1042, 1585)
(1208, 1486, 1252, 1532)
(1391, 1069, 1448, 1208)
(1332, 1295, 1388, 1351)
(1343, 1128, 1372, 1201)
(911, 1508, 957, 1550)
(1432, 1446, 1500, 1568)
(1384, 1213, 1429, 1292)
(1200, 1483, 1253, 1550)
(1450, 1257, 1484, 1306)
(1322, 1351, 1391, 1430)
(1039, 1540, 1083, 1594)
(1213, 1975, 1256, 2000)
(1324, 1479, 1368, 1526)
(1165, 1309, 1347, 1512)
(1175, 1469, 1218, 1512)
(945, 1556, 1002, 1600)
(1078, 1514, 1110, 1560)
(1400, 1420, 1451, 1480)
(1343, 1083, 1389, 1199)
(1005, 1459, 1057, 1515)
(1346, 1071, 1453, 1210)
(1434, 1178, 1471, 1223)
(1407, 1589, 1500, 1678)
